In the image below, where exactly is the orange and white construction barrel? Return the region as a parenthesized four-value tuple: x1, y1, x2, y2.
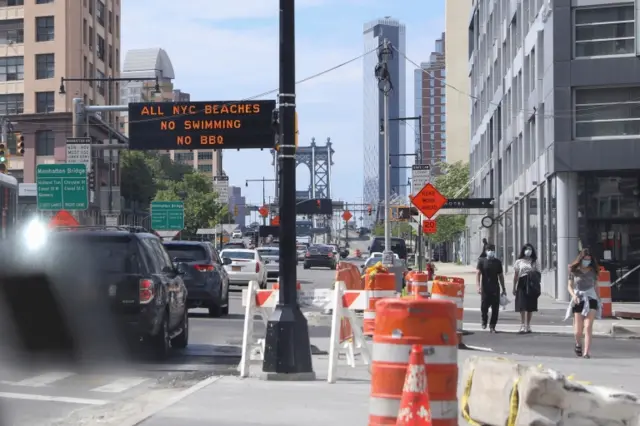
(368, 297, 458, 425)
(363, 272, 396, 337)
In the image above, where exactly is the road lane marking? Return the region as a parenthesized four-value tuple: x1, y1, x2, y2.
(90, 377, 149, 393)
(2, 372, 75, 387)
(0, 391, 108, 405)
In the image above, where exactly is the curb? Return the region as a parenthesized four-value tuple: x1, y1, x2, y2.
(611, 323, 640, 339)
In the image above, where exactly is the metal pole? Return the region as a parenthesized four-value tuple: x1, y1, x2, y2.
(72, 98, 84, 138)
(262, 0, 314, 379)
(417, 116, 424, 272)
(262, 178, 267, 226)
(382, 72, 392, 266)
(344, 202, 348, 247)
(107, 78, 113, 214)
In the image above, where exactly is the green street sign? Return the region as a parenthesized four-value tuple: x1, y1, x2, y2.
(36, 164, 88, 211)
(151, 201, 184, 231)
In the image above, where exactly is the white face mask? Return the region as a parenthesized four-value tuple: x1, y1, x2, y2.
(524, 249, 532, 257)
(581, 260, 591, 268)
(486, 251, 495, 259)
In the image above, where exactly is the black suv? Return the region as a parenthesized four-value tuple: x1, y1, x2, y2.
(163, 241, 231, 317)
(46, 227, 189, 359)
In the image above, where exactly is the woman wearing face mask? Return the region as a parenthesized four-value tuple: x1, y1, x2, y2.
(512, 244, 541, 333)
(566, 249, 601, 359)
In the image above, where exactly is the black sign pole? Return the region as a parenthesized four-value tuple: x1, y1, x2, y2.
(262, 0, 315, 380)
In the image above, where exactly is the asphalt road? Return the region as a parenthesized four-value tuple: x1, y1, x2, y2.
(2, 257, 636, 425)
(0, 263, 338, 426)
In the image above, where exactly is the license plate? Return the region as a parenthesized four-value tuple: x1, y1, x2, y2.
(232, 266, 241, 271)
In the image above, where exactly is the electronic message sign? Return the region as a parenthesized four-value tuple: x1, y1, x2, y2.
(127, 100, 277, 150)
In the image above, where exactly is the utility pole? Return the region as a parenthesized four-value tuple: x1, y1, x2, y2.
(376, 38, 394, 267)
(262, 0, 314, 380)
(345, 202, 349, 247)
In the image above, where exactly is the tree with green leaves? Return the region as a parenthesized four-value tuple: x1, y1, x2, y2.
(120, 151, 156, 205)
(154, 172, 229, 236)
(431, 161, 469, 243)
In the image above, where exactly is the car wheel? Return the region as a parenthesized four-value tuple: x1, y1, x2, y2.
(221, 286, 230, 315)
(259, 279, 267, 289)
(171, 309, 189, 349)
(153, 313, 171, 359)
(208, 304, 222, 318)
(303, 263, 310, 270)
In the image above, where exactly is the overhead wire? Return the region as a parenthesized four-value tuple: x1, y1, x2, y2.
(393, 45, 640, 121)
(10, 48, 380, 131)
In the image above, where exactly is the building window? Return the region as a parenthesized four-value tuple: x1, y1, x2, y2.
(574, 5, 634, 58)
(0, 0, 24, 5)
(574, 87, 640, 138)
(96, 70, 105, 96)
(35, 53, 54, 79)
(88, 26, 93, 50)
(0, 19, 24, 44)
(198, 151, 213, 160)
(0, 94, 22, 115)
(174, 152, 193, 162)
(0, 56, 23, 81)
(115, 15, 120, 37)
(96, 0, 105, 26)
(35, 130, 55, 156)
(198, 164, 213, 173)
(108, 10, 112, 33)
(36, 16, 54, 42)
(97, 34, 105, 61)
(88, 62, 94, 87)
(108, 44, 112, 68)
(36, 91, 54, 113)
(36, 0, 53, 3)
(88, 0, 93, 14)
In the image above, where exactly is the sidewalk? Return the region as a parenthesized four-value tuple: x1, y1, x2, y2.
(135, 347, 640, 426)
(433, 263, 640, 338)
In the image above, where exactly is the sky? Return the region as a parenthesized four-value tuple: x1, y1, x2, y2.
(121, 0, 445, 208)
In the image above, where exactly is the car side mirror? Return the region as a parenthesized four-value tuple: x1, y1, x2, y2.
(175, 263, 188, 275)
(407, 267, 413, 271)
(222, 257, 232, 266)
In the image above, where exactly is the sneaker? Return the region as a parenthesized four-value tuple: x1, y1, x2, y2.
(525, 325, 532, 334)
(489, 327, 496, 333)
(575, 344, 583, 357)
(518, 324, 526, 334)
(481, 323, 487, 330)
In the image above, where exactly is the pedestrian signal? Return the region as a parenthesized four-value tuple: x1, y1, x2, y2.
(367, 205, 372, 216)
(16, 133, 24, 155)
(0, 142, 6, 163)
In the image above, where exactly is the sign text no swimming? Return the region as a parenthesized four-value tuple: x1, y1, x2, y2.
(127, 101, 276, 151)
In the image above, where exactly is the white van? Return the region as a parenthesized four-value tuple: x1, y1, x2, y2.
(231, 231, 243, 239)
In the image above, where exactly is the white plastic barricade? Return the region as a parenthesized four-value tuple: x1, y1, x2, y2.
(239, 281, 370, 382)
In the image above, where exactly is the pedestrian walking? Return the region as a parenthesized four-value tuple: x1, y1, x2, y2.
(566, 249, 601, 359)
(512, 244, 541, 334)
(476, 243, 506, 332)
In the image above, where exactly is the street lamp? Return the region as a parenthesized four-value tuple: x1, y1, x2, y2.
(58, 76, 161, 95)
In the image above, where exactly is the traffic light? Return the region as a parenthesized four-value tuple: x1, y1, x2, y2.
(234, 205, 239, 216)
(316, 199, 321, 210)
(88, 172, 95, 191)
(367, 205, 372, 216)
(0, 141, 6, 165)
(16, 132, 24, 155)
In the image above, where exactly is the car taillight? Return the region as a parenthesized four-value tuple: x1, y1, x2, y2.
(139, 279, 154, 304)
(305, 252, 311, 257)
(327, 252, 333, 258)
(194, 264, 214, 272)
(255, 263, 260, 273)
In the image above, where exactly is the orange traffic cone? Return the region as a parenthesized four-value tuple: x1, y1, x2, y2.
(396, 344, 432, 426)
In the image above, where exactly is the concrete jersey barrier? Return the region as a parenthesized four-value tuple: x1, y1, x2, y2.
(461, 356, 640, 426)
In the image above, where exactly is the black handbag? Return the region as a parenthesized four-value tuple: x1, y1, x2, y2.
(526, 270, 542, 297)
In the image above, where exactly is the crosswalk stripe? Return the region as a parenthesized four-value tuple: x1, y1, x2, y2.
(90, 377, 149, 393)
(5, 372, 75, 387)
(0, 391, 108, 405)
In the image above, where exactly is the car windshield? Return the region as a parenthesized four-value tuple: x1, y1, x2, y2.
(310, 245, 331, 253)
(164, 244, 208, 262)
(296, 245, 307, 251)
(258, 248, 279, 257)
(224, 243, 245, 249)
(221, 250, 255, 260)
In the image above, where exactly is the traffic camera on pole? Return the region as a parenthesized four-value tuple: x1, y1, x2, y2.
(16, 132, 24, 155)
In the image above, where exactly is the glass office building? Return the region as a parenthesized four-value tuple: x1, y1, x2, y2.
(362, 18, 407, 227)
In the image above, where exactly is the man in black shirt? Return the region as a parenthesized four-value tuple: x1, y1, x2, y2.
(476, 243, 506, 332)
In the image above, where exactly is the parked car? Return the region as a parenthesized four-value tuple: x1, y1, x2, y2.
(163, 241, 231, 317)
(46, 226, 189, 359)
(369, 237, 408, 261)
(256, 246, 280, 279)
(219, 248, 268, 289)
(303, 244, 337, 270)
(362, 251, 399, 269)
